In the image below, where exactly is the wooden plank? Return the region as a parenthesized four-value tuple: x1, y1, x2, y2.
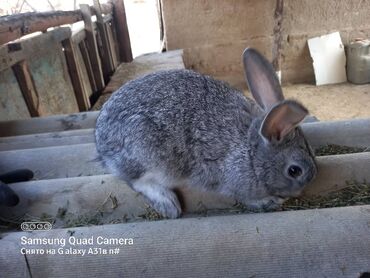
(80, 4, 105, 91)
(0, 67, 31, 121)
(111, 0, 133, 62)
(79, 40, 97, 93)
(12, 60, 42, 117)
(1, 206, 370, 277)
(75, 42, 93, 98)
(0, 27, 71, 72)
(0, 111, 99, 137)
(93, 0, 115, 78)
(0, 129, 95, 151)
(26, 40, 79, 115)
(62, 38, 90, 111)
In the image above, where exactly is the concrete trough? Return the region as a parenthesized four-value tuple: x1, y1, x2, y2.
(0, 205, 369, 278)
(0, 140, 369, 184)
(0, 117, 369, 151)
(0, 111, 99, 137)
(0, 174, 235, 227)
(302, 118, 370, 148)
(0, 129, 95, 151)
(0, 152, 369, 226)
(0, 143, 107, 180)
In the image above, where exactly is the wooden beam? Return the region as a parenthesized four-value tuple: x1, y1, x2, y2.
(272, 0, 284, 72)
(62, 38, 90, 111)
(80, 4, 105, 91)
(11, 60, 41, 117)
(111, 0, 133, 62)
(0, 4, 114, 46)
(0, 11, 82, 46)
(93, 0, 115, 79)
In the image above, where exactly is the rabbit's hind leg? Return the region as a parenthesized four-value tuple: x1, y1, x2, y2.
(132, 171, 181, 219)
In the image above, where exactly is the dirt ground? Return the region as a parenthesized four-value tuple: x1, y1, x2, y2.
(280, 82, 370, 121)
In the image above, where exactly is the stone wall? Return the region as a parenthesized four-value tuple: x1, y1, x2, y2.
(162, 0, 370, 88)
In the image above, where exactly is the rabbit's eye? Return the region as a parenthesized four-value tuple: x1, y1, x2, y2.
(288, 165, 302, 178)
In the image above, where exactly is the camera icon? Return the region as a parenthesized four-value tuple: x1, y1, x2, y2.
(21, 221, 52, 231)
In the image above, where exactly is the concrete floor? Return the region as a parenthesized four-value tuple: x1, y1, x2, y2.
(243, 82, 370, 121)
(97, 80, 370, 122)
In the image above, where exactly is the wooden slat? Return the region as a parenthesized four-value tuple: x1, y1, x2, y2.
(80, 4, 105, 91)
(11, 60, 41, 117)
(62, 38, 90, 111)
(111, 0, 133, 62)
(93, 0, 115, 78)
(79, 40, 97, 93)
(106, 22, 119, 69)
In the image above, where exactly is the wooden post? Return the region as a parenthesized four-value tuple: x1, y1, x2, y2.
(12, 60, 41, 117)
(111, 0, 133, 62)
(93, 0, 115, 78)
(79, 4, 105, 91)
(62, 38, 90, 111)
(272, 0, 284, 73)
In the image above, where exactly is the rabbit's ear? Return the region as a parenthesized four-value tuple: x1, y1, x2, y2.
(243, 48, 284, 111)
(260, 100, 308, 142)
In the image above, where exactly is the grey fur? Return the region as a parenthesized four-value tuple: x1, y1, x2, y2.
(95, 49, 317, 218)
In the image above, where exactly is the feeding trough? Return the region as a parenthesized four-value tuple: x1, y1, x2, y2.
(0, 94, 370, 276)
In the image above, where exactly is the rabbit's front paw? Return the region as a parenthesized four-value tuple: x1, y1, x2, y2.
(151, 195, 182, 219)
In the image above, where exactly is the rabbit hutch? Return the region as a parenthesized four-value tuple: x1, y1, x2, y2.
(0, 0, 370, 277)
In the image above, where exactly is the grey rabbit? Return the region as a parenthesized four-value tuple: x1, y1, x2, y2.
(95, 48, 317, 218)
